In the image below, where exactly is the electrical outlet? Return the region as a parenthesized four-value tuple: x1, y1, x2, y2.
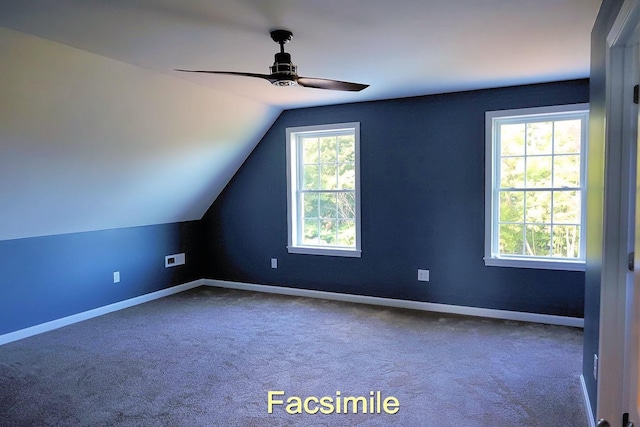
(593, 354, 598, 380)
(271, 258, 278, 269)
(165, 253, 186, 268)
(418, 269, 430, 282)
(113, 271, 120, 283)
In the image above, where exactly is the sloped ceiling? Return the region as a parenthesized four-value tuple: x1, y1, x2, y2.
(0, 0, 601, 240)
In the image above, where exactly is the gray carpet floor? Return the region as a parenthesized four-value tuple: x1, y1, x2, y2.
(0, 286, 587, 426)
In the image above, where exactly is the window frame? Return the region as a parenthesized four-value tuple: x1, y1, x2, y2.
(484, 103, 589, 271)
(286, 122, 362, 257)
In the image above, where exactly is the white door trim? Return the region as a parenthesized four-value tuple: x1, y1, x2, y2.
(623, 34, 640, 425)
(597, 0, 640, 423)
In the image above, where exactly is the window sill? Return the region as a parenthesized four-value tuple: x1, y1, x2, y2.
(484, 257, 585, 271)
(287, 246, 362, 258)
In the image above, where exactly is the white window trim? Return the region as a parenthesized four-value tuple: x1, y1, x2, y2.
(484, 103, 589, 271)
(286, 122, 362, 257)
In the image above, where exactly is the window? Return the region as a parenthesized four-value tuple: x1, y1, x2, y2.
(286, 123, 361, 257)
(485, 104, 588, 271)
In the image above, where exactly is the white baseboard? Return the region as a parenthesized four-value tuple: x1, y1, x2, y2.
(204, 279, 585, 328)
(580, 374, 596, 427)
(1, 277, 584, 347)
(0, 279, 205, 346)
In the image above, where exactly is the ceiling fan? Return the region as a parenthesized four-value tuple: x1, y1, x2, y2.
(175, 29, 369, 92)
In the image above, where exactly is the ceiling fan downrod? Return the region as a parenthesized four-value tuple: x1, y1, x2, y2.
(269, 29, 297, 85)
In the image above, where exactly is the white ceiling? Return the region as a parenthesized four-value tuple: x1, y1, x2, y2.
(0, 0, 601, 240)
(1, 0, 600, 109)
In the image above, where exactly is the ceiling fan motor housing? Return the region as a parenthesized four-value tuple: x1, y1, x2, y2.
(270, 52, 298, 86)
(271, 52, 297, 75)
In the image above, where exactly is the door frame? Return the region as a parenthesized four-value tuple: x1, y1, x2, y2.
(597, 0, 640, 424)
(623, 26, 640, 425)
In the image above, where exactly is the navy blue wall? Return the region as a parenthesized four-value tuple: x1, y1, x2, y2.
(0, 221, 203, 335)
(1, 82, 588, 337)
(202, 80, 588, 317)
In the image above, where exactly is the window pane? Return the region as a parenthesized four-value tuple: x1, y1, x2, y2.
(554, 119, 581, 154)
(302, 193, 319, 218)
(320, 136, 337, 163)
(553, 155, 580, 187)
(302, 219, 319, 245)
(527, 121, 553, 155)
(337, 192, 356, 219)
(338, 163, 355, 190)
(337, 219, 356, 247)
(319, 193, 337, 218)
(499, 191, 524, 223)
(319, 219, 337, 245)
(525, 191, 552, 223)
(302, 137, 319, 163)
(320, 165, 337, 190)
(500, 123, 525, 156)
(500, 157, 525, 188)
(553, 191, 581, 224)
(526, 225, 551, 256)
(338, 136, 355, 162)
(499, 224, 524, 255)
(525, 156, 552, 187)
(303, 165, 319, 190)
(552, 225, 580, 258)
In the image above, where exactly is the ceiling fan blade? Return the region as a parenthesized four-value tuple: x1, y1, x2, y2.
(297, 77, 369, 92)
(174, 69, 277, 83)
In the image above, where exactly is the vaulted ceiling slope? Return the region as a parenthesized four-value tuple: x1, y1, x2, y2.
(0, 0, 600, 240)
(0, 26, 279, 241)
